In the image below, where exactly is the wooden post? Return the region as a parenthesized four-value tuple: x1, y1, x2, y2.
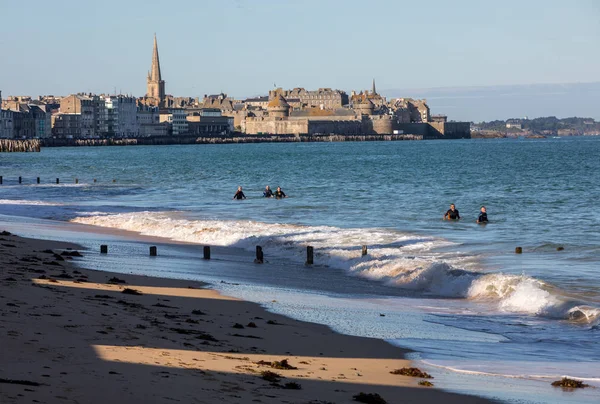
(0, 176, 3, 185)
(56, 178, 59, 184)
(306, 246, 314, 265)
(255, 246, 264, 264)
(75, 178, 79, 184)
(362, 245, 368, 256)
(149, 246, 157, 256)
(37, 177, 40, 184)
(18, 176, 22, 184)
(100, 245, 108, 254)
(515, 247, 523, 254)
(203, 246, 211, 260)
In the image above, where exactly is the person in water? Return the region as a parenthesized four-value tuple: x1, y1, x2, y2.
(274, 186, 287, 199)
(263, 185, 273, 198)
(233, 186, 246, 200)
(477, 206, 488, 223)
(444, 203, 460, 220)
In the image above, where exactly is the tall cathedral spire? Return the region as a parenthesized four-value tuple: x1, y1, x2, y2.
(150, 34, 162, 82)
(372, 78, 377, 95)
(146, 34, 165, 106)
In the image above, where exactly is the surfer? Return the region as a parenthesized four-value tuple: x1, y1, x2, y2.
(233, 186, 246, 200)
(274, 186, 287, 199)
(263, 185, 274, 198)
(444, 203, 460, 220)
(477, 206, 488, 223)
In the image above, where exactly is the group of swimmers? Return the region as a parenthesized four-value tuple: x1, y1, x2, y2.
(444, 203, 488, 223)
(233, 185, 287, 200)
(233, 191, 487, 223)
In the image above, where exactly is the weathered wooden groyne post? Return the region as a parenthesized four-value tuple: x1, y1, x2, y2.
(0, 139, 41, 152)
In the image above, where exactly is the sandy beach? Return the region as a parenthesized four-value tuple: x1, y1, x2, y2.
(0, 230, 494, 404)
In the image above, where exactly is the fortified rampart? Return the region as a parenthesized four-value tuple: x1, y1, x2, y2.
(394, 122, 470, 139)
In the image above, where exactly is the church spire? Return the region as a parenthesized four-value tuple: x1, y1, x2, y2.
(146, 34, 165, 106)
(150, 34, 162, 82)
(372, 78, 377, 95)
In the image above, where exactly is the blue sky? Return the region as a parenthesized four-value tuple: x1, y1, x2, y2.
(1, 0, 599, 100)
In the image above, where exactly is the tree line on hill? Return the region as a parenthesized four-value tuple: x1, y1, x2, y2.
(473, 117, 600, 137)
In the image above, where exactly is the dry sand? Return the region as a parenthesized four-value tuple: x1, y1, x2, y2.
(0, 230, 494, 403)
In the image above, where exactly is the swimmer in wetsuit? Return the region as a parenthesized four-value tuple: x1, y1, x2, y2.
(263, 185, 273, 198)
(233, 186, 246, 200)
(444, 204, 460, 220)
(477, 206, 488, 223)
(274, 186, 287, 199)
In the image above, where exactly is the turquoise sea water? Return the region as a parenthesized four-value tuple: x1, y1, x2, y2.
(1, 137, 599, 403)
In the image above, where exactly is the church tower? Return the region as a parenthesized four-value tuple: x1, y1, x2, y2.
(371, 78, 377, 95)
(146, 34, 165, 107)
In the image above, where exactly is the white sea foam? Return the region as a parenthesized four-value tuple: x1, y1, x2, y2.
(0, 199, 65, 206)
(71, 211, 600, 324)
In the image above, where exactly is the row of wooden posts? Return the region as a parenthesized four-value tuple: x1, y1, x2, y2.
(0, 176, 116, 185)
(98, 244, 370, 265)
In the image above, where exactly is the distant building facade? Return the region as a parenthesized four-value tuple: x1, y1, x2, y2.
(186, 108, 232, 135)
(0, 91, 14, 139)
(105, 95, 138, 137)
(60, 94, 106, 137)
(160, 108, 188, 136)
(51, 113, 81, 138)
(137, 105, 167, 137)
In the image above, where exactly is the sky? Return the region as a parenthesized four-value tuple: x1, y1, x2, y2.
(1, 0, 599, 119)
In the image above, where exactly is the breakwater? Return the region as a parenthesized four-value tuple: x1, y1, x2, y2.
(40, 133, 422, 148)
(0, 139, 41, 152)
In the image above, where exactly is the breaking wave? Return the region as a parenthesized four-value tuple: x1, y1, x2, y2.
(71, 211, 600, 324)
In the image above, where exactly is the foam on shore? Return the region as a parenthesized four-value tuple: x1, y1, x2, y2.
(71, 211, 600, 325)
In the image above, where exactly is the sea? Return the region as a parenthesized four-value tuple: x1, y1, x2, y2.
(1, 137, 599, 403)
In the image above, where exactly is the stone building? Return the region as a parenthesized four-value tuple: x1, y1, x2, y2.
(243, 96, 269, 109)
(137, 105, 167, 137)
(145, 34, 166, 107)
(350, 80, 386, 109)
(56, 94, 137, 138)
(201, 93, 236, 111)
(0, 109, 13, 139)
(267, 94, 290, 118)
(270, 87, 349, 109)
(389, 98, 430, 123)
(245, 94, 393, 136)
(0, 92, 14, 139)
(60, 94, 106, 138)
(51, 113, 81, 138)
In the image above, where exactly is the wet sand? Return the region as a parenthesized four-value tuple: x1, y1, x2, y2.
(0, 230, 495, 403)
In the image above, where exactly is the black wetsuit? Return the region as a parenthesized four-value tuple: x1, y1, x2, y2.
(274, 190, 286, 199)
(478, 212, 488, 223)
(233, 191, 246, 200)
(263, 189, 273, 197)
(445, 209, 460, 220)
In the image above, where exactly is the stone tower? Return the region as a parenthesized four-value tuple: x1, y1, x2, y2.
(146, 34, 165, 107)
(267, 94, 290, 118)
(372, 78, 377, 95)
